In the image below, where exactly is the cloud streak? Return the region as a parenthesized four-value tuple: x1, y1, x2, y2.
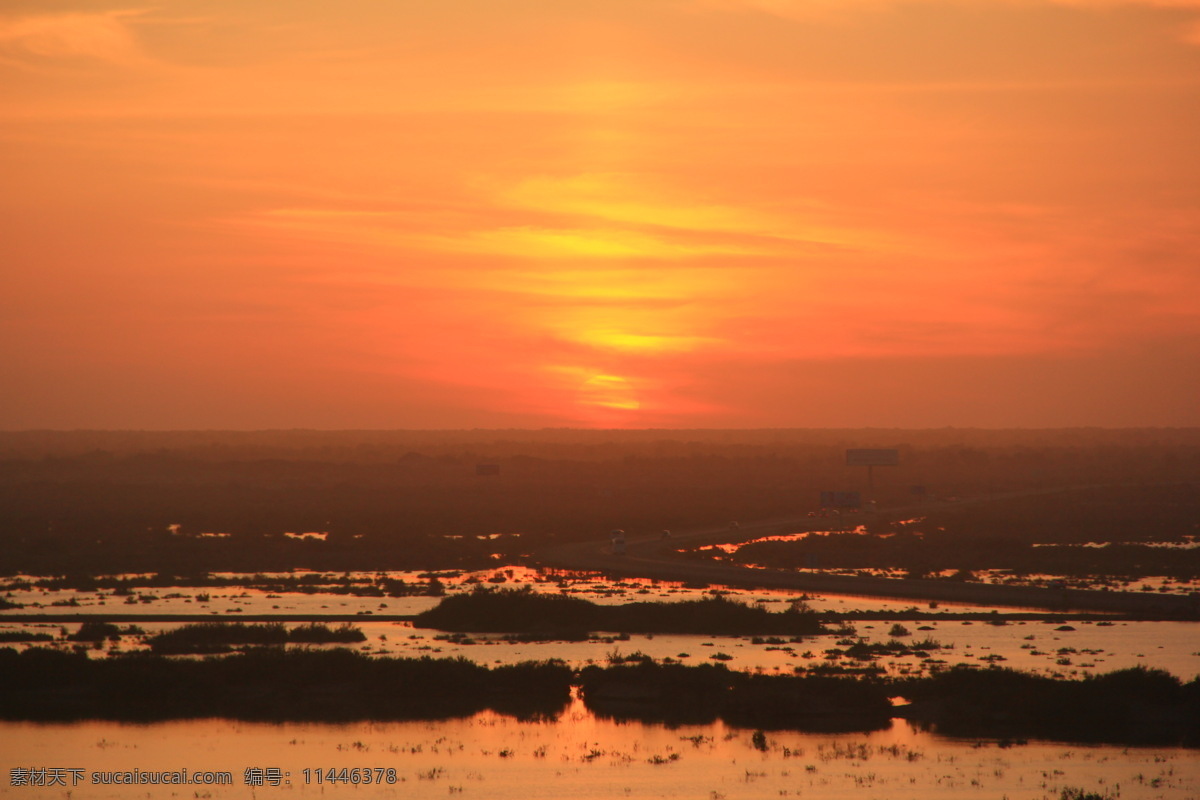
(0, 9, 152, 67)
(1, 0, 1196, 427)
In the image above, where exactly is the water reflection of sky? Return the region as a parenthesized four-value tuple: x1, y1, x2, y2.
(3, 568, 1199, 679)
(2, 703, 1197, 799)
(12, 565, 1176, 619)
(3, 568, 1199, 797)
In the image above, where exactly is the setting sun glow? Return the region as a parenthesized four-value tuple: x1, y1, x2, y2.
(2, 0, 1197, 428)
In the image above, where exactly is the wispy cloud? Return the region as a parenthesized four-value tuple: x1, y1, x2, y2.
(0, 9, 152, 68)
(698, 0, 1200, 15)
(695, 0, 1200, 48)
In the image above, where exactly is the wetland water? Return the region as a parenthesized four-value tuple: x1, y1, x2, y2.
(5, 568, 1200, 678)
(3, 568, 1198, 798)
(3, 701, 1198, 800)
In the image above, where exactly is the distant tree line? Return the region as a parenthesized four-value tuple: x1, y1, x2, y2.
(717, 485, 1200, 580)
(1, 430, 1195, 574)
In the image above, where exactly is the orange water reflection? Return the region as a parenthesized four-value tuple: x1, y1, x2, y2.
(2, 702, 1197, 799)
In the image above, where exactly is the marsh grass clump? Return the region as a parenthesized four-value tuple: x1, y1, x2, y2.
(288, 623, 367, 644)
(1059, 789, 1116, 800)
(147, 622, 365, 654)
(578, 661, 893, 731)
(68, 621, 125, 642)
(415, 588, 595, 636)
(2, 644, 1195, 744)
(414, 587, 826, 636)
(896, 664, 1200, 745)
(606, 650, 654, 666)
(24, 572, 452, 599)
(835, 639, 947, 660)
(148, 622, 287, 653)
(0, 631, 54, 642)
(0, 647, 572, 722)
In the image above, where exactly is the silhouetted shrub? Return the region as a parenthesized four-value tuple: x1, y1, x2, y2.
(415, 588, 825, 635)
(146, 622, 364, 654)
(898, 665, 1198, 745)
(67, 621, 124, 641)
(0, 647, 572, 722)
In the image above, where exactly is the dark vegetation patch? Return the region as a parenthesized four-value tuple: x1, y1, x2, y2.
(579, 661, 894, 731)
(67, 621, 143, 641)
(3, 572, 448, 598)
(413, 588, 826, 636)
(0, 631, 54, 642)
(585, 663, 1200, 744)
(147, 622, 365, 654)
(895, 665, 1200, 746)
(0, 648, 571, 721)
(827, 638, 947, 660)
(1058, 790, 1116, 800)
(0, 646, 1196, 744)
(821, 610, 1113, 622)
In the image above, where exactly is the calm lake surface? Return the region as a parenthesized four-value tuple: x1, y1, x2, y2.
(3, 701, 1198, 800)
(3, 567, 1198, 798)
(5, 567, 1199, 679)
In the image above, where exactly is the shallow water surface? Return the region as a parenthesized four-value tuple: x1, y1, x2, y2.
(4, 565, 1200, 680)
(2, 701, 1197, 799)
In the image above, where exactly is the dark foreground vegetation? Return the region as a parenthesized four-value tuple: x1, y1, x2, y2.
(894, 664, 1200, 746)
(1, 428, 1195, 574)
(580, 662, 1200, 744)
(0, 648, 571, 721)
(0, 647, 1196, 745)
(413, 588, 826, 636)
(579, 661, 893, 731)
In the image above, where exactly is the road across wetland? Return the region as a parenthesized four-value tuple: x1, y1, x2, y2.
(533, 496, 1200, 618)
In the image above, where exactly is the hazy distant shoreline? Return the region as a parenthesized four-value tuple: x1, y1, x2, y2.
(3, 427, 1198, 457)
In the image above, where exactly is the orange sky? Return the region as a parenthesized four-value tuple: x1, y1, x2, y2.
(2, 0, 1198, 428)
